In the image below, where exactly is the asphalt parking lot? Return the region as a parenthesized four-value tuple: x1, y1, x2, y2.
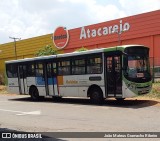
(0, 94, 160, 140)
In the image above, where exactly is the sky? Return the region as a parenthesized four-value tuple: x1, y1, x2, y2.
(0, 0, 160, 44)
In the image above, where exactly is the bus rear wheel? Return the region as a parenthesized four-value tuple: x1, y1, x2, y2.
(90, 89, 104, 105)
(30, 87, 39, 101)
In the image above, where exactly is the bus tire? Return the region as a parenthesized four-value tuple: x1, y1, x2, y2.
(30, 87, 39, 101)
(90, 88, 104, 105)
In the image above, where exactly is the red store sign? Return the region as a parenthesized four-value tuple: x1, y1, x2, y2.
(53, 26, 69, 49)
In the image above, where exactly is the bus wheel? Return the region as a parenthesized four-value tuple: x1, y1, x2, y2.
(90, 89, 104, 105)
(30, 87, 39, 101)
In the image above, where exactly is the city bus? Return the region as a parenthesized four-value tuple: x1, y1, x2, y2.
(5, 45, 152, 104)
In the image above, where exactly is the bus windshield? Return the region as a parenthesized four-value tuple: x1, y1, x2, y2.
(123, 47, 151, 82)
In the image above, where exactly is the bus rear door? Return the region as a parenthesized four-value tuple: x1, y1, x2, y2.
(18, 64, 27, 94)
(45, 62, 59, 96)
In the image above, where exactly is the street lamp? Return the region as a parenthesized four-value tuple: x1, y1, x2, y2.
(112, 28, 127, 45)
(9, 37, 21, 59)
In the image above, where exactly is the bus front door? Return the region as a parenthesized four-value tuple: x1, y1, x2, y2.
(18, 64, 27, 94)
(106, 55, 122, 97)
(46, 62, 58, 96)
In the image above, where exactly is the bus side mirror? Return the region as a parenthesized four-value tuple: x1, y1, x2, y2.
(122, 51, 128, 56)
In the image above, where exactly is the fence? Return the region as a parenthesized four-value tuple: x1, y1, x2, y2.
(150, 57, 160, 82)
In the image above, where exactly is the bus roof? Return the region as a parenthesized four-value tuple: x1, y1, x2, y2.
(5, 54, 57, 64)
(5, 45, 147, 64)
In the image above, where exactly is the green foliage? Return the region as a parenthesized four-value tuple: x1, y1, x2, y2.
(148, 82, 160, 99)
(0, 73, 5, 85)
(35, 45, 57, 56)
(138, 82, 160, 99)
(75, 46, 88, 52)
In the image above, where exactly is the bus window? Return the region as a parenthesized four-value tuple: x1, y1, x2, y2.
(72, 59, 85, 75)
(127, 56, 149, 78)
(27, 63, 35, 77)
(58, 60, 70, 75)
(35, 63, 43, 77)
(6, 64, 18, 78)
(47, 63, 52, 77)
(52, 62, 57, 75)
(19, 65, 27, 78)
(114, 57, 121, 73)
(87, 56, 102, 74)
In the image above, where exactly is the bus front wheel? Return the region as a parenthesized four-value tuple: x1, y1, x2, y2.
(30, 87, 39, 101)
(90, 89, 104, 105)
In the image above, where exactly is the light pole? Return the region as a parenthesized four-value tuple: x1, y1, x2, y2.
(9, 37, 21, 59)
(112, 29, 127, 46)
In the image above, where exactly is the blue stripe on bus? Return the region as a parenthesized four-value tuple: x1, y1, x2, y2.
(47, 78, 53, 85)
(53, 77, 57, 85)
(47, 77, 57, 85)
(36, 77, 45, 85)
(36, 77, 57, 85)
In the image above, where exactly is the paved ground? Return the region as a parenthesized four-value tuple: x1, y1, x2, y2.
(0, 94, 160, 141)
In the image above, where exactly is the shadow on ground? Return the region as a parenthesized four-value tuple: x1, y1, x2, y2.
(9, 95, 159, 109)
(0, 128, 66, 141)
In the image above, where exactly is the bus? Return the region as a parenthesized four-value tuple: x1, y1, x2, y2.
(5, 45, 152, 104)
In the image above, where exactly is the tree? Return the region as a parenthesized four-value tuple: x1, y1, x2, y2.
(35, 45, 57, 56)
(75, 46, 88, 52)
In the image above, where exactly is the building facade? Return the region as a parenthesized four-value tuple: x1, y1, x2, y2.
(0, 10, 160, 77)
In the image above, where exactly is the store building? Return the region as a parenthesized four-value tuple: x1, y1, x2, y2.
(0, 10, 160, 76)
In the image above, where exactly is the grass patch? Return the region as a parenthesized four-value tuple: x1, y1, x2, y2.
(0, 85, 8, 94)
(138, 82, 160, 99)
(148, 82, 160, 99)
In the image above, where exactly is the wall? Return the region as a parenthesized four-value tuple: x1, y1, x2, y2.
(64, 10, 160, 53)
(0, 34, 54, 74)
